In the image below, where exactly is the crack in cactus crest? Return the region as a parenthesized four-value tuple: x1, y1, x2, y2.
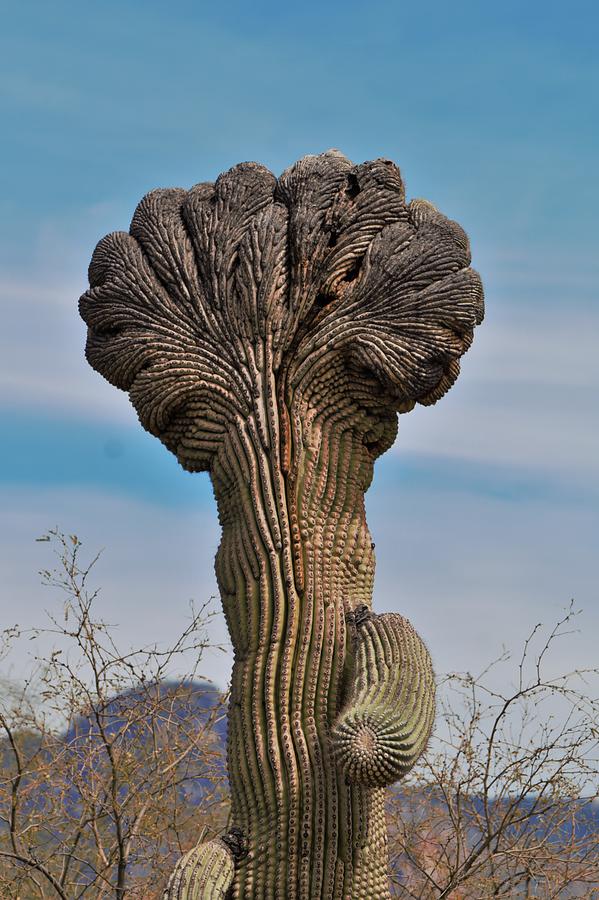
(79, 150, 484, 900)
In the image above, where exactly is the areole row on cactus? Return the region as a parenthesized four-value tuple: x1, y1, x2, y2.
(163, 829, 246, 900)
(79, 149, 483, 899)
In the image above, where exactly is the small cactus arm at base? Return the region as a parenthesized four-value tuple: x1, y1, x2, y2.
(332, 608, 435, 787)
(163, 828, 247, 900)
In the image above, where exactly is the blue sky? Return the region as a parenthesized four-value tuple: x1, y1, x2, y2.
(1, 0, 598, 689)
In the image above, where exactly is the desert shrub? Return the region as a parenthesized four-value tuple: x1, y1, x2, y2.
(0, 531, 229, 899)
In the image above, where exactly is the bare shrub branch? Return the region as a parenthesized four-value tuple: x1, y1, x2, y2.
(388, 604, 599, 899)
(0, 530, 229, 899)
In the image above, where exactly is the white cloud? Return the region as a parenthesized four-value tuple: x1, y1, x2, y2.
(368, 479, 598, 691)
(3, 207, 598, 487)
(5, 262, 599, 476)
(1, 273, 134, 424)
(396, 304, 599, 479)
(1, 203, 136, 422)
(1, 478, 596, 700)
(0, 486, 232, 690)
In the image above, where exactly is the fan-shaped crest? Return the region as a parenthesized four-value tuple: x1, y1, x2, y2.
(80, 150, 483, 470)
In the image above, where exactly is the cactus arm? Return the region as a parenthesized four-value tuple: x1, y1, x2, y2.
(332, 608, 435, 788)
(163, 840, 234, 900)
(163, 829, 247, 900)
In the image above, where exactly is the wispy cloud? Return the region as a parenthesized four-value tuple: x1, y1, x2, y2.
(0, 486, 230, 687)
(2, 478, 596, 695)
(367, 468, 599, 687)
(395, 304, 599, 480)
(3, 241, 598, 490)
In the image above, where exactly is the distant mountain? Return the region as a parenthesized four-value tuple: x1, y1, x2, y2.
(1, 679, 228, 825)
(64, 678, 228, 744)
(2, 681, 597, 898)
(0, 679, 229, 892)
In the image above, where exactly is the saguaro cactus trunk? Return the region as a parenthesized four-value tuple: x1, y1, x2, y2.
(79, 150, 483, 899)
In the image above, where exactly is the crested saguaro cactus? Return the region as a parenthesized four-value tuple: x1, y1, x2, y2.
(79, 150, 483, 899)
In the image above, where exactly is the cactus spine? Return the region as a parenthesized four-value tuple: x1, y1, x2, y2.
(80, 150, 483, 899)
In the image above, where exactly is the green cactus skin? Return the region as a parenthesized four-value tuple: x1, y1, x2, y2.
(164, 828, 247, 899)
(163, 838, 235, 899)
(79, 150, 483, 899)
(332, 608, 436, 787)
